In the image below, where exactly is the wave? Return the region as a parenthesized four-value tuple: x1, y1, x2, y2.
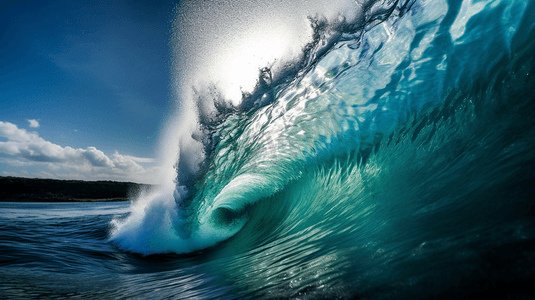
(110, 0, 534, 256)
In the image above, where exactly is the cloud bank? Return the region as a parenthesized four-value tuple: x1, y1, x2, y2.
(0, 121, 160, 184)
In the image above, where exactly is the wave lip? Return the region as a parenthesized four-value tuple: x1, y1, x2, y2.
(207, 174, 275, 213)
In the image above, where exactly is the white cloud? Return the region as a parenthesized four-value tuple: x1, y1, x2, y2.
(121, 155, 156, 164)
(28, 119, 40, 128)
(0, 121, 161, 183)
(83, 147, 115, 168)
(2, 170, 30, 177)
(2, 171, 20, 177)
(46, 163, 61, 171)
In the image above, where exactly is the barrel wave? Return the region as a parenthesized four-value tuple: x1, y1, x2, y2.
(108, 0, 535, 297)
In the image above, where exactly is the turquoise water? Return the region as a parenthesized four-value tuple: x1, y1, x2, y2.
(2, 0, 535, 298)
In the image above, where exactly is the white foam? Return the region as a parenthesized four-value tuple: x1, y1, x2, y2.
(110, 183, 244, 255)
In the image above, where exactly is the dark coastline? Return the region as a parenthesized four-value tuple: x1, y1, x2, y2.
(0, 176, 153, 202)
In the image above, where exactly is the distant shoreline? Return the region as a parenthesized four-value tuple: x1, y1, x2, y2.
(0, 198, 130, 203)
(0, 176, 154, 202)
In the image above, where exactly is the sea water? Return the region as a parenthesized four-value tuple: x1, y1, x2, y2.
(2, 0, 535, 298)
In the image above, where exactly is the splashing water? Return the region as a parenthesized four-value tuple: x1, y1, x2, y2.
(109, 3, 535, 287)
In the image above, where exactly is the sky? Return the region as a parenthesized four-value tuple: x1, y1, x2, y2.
(0, 0, 178, 183)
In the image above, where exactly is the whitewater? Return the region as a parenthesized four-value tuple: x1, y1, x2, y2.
(2, 0, 535, 298)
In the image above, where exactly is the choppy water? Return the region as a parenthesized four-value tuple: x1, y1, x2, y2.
(3, 0, 535, 298)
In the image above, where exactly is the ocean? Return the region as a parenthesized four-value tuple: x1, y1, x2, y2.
(2, 0, 535, 298)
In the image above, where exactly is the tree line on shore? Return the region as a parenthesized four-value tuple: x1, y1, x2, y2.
(0, 176, 155, 202)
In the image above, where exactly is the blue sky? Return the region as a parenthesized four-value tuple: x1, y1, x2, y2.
(0, 0, 178, 183)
